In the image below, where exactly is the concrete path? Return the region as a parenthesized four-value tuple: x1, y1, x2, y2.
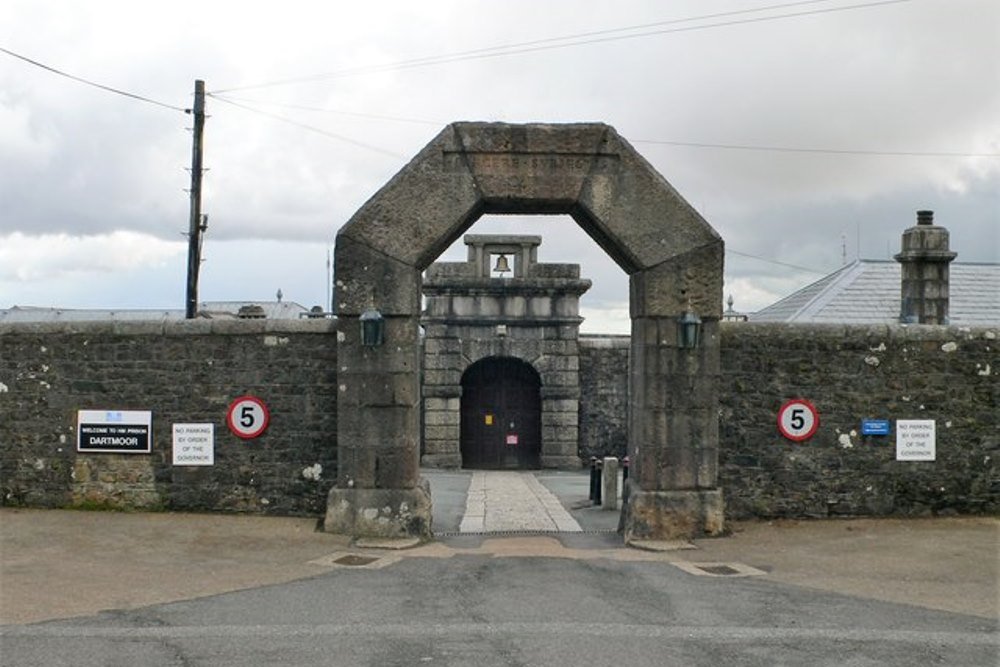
(458, 471, 582, 533)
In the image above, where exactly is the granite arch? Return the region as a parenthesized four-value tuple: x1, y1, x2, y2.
(326, 122, 725, 543)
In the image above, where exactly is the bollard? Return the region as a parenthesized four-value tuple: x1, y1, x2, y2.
(602, 457, 619, 511)
(594, 459, 603, 506)
(621, 456, 630, 504)
(589, 457, 599, 502)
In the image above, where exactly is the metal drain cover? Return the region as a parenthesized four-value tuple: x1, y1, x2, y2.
(670, 561, 767, 577)
(308, 552, 401, 569)
(334, 555, 379, 567)
(697, 564, 741, 576)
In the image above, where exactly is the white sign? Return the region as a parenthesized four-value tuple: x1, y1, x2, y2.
(172, 423, 215, 466)
(896, 419, 936, 461)
(226, 395, 270, 439)
(77, 410, 152, 453)
(777, 399, 819, 442)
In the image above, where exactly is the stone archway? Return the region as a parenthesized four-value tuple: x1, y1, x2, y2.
(324, 122, 724, 544)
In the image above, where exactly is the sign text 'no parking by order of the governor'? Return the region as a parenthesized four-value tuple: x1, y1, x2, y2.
(172, 423, 215, 465)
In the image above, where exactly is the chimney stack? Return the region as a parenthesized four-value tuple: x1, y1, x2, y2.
(894, 210, 957, 324)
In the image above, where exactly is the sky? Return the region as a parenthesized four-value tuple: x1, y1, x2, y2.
(1, 0, 997, 333)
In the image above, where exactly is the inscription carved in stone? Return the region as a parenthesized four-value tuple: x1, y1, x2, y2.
(442, 151, 619, 174)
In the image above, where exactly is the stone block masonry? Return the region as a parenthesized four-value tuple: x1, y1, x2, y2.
(578, 335, 629, 461)
(718, 323, 998, 518)
(580, 323, 997, 518)
(2, 319, 996, 521)
(0, 319, 338, 515)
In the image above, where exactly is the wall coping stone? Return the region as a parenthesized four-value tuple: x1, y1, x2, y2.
(0, 319, 338, 337)
(721, 321, 998, 341)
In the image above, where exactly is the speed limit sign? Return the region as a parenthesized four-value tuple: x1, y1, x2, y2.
(777, 399, 819, 442)
(226, 395, 270, 439)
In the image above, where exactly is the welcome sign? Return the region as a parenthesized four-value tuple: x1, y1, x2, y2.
(77, 410, 152, 454)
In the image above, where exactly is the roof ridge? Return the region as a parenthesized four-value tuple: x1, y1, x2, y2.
(796, 260, 869, 320)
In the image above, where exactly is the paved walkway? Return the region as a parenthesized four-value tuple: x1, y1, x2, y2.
(458, 471, 583, 533)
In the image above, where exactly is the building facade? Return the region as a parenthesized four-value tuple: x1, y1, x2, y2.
(421, 235, 591, 469)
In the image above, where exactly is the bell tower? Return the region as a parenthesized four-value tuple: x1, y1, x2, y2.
(421, 235, 591, 469)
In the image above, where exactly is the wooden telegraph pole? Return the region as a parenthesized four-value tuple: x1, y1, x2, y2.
(185, 79, 206, 319)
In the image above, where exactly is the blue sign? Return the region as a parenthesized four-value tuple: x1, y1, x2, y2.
(862, 419, 891, 436)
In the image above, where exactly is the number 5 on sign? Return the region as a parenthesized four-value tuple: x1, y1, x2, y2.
(777, 399, 819, 442)
(227, 396, 270, 439)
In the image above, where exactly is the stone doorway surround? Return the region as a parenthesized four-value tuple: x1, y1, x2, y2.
(421, 234, 590, 470)
(325, 122, 724, 544)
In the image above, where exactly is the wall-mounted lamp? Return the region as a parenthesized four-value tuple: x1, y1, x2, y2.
(360, 308, 385, 347)
(678, 311, 702, 349)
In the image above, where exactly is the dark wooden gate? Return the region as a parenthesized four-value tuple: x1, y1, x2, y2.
(460, 357, 541, 469)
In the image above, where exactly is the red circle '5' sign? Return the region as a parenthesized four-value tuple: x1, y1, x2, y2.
(227, 396, 270, 439)
(777, 399, 819, 442)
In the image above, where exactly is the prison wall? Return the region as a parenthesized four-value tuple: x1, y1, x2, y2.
(0, 319, 338, 515)
(2, 320, 997, 519)
(717, 323, 997, 518)
(578, 323, 998, 518)
(578, 335, 630, 461)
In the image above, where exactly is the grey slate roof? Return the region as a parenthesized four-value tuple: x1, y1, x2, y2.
(751, 260, 1000, 325)
(0, 301, 309, 323)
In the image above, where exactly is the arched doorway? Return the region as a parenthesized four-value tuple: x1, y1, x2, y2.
(461, 357, 541, 469)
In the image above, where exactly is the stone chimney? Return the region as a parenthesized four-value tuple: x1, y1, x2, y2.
(894, 210, 957, 324)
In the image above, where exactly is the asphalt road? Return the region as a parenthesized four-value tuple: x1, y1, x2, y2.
(1, 469, 997, 666)
(3, 553, 996, 667)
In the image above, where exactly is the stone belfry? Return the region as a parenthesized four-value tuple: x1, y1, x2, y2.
(894, 210, 957, 324)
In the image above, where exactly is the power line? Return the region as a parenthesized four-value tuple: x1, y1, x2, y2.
(202, 97, 997, 159)
(632, 138, 1000, 159)
(209, 96, 441, 126)
(1, 46, 187, 113)
(208, 95, 405, 158)
(212, 0, 913, 94)
(727, 248, 829, 274)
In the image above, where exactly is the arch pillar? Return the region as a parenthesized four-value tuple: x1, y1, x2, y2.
(323, 237, 432, 539)
(624, 243, 725, 543)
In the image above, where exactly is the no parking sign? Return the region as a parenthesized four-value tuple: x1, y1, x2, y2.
(777, 399, 819, 442)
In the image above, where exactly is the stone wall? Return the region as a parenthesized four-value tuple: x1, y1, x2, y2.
(579, 323, 998, 517)
(718, 323, 998, 518)
(578, 335, 630, 461)
(0, 319, 338, 515)
(3, 319, 996, 520)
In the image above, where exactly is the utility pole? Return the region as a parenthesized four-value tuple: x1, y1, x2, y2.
(185, 79, 206, 319)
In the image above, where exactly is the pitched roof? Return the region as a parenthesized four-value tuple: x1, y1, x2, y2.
(752, 260, 1000, 325)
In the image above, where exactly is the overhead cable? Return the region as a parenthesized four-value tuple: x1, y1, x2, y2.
(211, 0, 913, 93)
(632, 138, 1000, 159)
(204, 97, 996, 159)
(209, 97, 441, 126)
(208, 95, 405, 158)
(1, 46, 187, 113)
(727, 249, 829, 274)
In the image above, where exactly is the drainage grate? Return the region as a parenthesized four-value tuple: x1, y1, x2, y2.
(669, 561, 767, 578)
(334, 555, 379, 567)
(435, 528, 617, 537)
(696, 564, 741, 576)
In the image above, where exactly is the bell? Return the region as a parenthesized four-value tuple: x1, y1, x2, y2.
(493, 254, 511, 275)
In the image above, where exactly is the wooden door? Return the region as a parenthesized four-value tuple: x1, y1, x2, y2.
(460, 357, 541, 469)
